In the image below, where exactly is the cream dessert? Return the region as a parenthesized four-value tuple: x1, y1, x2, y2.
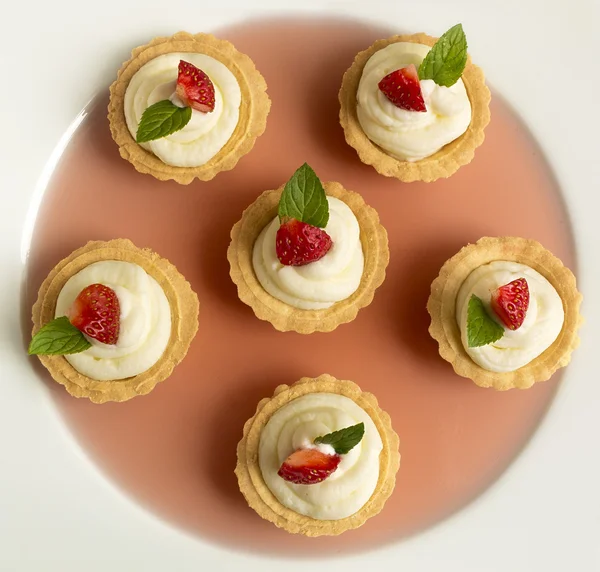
(227, 165, 389, 333)
(456, 261, 564, 373)
(29, 239, 199, 403)
(339, 24, 491, 183)
(357, 41, 471, 161)
(253, 196, 364, 310)
(108, 32, 271, 184)
(258, 393, 382, 520)
(124, 53, 241, 167)
(54, 261, 171, 380)
(427, 237, 582, 390)
(235, 375, 400, 536)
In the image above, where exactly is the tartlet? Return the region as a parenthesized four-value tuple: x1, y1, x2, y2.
(31, 239, 199, 403)
(108, 31, 270, 184)
(339, 32, 491, 182)
(227, 180, 389, 333)
(427, 237, 583, 390)
(235, 374, 400, 536)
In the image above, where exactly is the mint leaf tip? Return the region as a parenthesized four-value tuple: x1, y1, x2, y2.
(278, 163, 330, 228)
(314, 422, 365, 455)
(29, 316, 91, 356)
(466, 294, 504, 348)
(418, 23, 468, 87)
(135, 100, 192, 144)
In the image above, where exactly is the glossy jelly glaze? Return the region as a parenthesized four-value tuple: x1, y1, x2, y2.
(24, 19, 576, 556)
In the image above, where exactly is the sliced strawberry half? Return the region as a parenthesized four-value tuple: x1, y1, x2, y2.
(69, 284, 120, 345)
(278, 448, 341, 485)
(175, 60, 215, 113)
(276, 219, 332, 266)
(378, 64, 426, 112)
(491, 278, 530, 331)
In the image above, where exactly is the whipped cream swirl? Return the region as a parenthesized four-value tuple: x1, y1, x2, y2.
(456, 261, 564, 372)
(124, 52, 241, 167)
(252, 197, 364, 310)
(357, 42, 472, 161)
(55, 261, 171, 380)
(259, 393, 383, 520)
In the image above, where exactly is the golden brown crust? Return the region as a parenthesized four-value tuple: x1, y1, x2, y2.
(339, 33, 491, 182)
(235, 374, 400, 536)
(427, 237, 583, 390)
(31, 239, 199, 403)
(108, 31, 271, 184)
(227, 181, 389, 333)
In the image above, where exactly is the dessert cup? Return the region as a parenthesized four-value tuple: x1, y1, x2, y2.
(235, 374, 400, 536)
(31, 239, 199, 403)
(339, 33, 491, 182)
(427, 237, 583, 389)
(108, 31, 270, 184)
(227, 181, 389, 333)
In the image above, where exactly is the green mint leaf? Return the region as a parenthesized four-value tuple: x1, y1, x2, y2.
(278, 163, 329, 228)
(135, 100, 192, 143)
(418, 23, 468, 87)
(467, 294, 504, 348)
(314, 422, 365, 455)
(28, 316, 91, 356)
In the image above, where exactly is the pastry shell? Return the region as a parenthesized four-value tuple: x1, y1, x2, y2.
(108, 31, 271, 185)
(339, 33, 491, 183)
(227, 181, 389, 333)
(31, 239, 199, 403)
(427, 237, 583, 390)
(235, 374, 400, 536)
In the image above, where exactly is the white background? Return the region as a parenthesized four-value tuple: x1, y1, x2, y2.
(1, 1, 598, 570)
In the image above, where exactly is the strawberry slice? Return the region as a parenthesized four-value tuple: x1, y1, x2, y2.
(491, 278, 530, 331)
(276, 219, 332, 266)
(69, 284, 120, 345)
(175, 60, 215, 113)
(278, 448, 341, 485)
(378, 64, 426, 112)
